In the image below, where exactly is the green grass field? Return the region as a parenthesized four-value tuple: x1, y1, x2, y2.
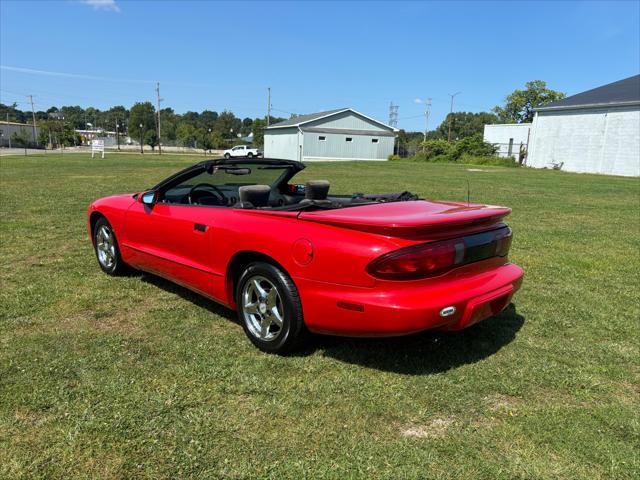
(1, 153, 638, 479)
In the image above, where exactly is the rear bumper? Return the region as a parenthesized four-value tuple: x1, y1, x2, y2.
(295, 263, 524, 336)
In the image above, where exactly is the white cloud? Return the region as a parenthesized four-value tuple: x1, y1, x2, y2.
(79, 0, 120, 12)
(414, 98, 423, 104)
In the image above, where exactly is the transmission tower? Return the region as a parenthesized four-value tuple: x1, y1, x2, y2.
(388, 102, 399, 128)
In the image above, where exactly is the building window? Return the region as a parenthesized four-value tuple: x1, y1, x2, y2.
(371, 138, 379, 143)
(345, 137, 353, 142)
(318, 136, 326, 141)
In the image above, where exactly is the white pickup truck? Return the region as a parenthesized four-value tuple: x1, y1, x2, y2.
(223, 145, 262, 159)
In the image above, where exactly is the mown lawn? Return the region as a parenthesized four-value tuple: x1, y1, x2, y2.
(1, 153, 638, 479)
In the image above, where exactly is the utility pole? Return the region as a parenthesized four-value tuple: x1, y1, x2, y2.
(447, 91, 461, 143)
(423, 98, 432, 143)
(28, 95, 37, 145)
(389, 102, 399, 155)
(156, 82, 163, 155)
(6, 112, 10, 148)
(267, 87, 271, 126)
(115, 117, 120, 151)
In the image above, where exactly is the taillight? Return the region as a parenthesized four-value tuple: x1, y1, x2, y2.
(367, 226, 512, 280)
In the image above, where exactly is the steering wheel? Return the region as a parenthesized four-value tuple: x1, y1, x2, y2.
(188, 183, 226, 205)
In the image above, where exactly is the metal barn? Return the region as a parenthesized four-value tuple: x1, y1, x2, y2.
(264, 108, 397, 161)
(527, 75, 640, 177)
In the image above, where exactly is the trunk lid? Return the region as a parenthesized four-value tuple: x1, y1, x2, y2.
(298, 200, 511, 238)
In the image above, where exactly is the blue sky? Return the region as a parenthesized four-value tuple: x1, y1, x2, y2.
(1, 0, 638, 131)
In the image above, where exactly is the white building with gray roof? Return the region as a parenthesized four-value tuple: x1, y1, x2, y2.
(527, 75, 639, 176)
(264, 108, 397, 162)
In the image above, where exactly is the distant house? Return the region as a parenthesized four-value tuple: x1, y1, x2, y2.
(527, 75, 640, 176)
(483, 123, 531, 161)
(264, 108, 397, 161)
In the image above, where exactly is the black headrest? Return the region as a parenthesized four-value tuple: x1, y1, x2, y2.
(238, 185, 271, 208)
(305, 180, 330, 200)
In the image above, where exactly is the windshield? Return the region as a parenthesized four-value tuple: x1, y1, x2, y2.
(159, 163, 292, 205)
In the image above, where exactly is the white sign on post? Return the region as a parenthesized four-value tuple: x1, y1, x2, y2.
(91, 139, 105, 159)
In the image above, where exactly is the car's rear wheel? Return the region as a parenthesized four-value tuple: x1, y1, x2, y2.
(236, 262, 308, 353)
(224, 153, 231, 159)
(93, 217, 129, 276)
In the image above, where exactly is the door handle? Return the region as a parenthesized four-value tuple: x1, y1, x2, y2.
(194, 223, 208, 232)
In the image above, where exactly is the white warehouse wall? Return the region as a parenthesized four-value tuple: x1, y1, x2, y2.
(527, 106, 640, 177)
(483, 124, 531, 159)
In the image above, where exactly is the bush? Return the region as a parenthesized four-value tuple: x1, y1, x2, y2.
(450, 134, 498, 160)
(387, 154, 401, 161)
(422, 139, 453, 159)
(409, 134, 502, 164)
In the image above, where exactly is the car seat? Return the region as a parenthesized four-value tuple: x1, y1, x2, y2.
(299, 180, 331, 206)
(236, 185, 271, 209)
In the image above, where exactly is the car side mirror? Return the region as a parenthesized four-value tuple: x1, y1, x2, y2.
(140, 190, 157, 206)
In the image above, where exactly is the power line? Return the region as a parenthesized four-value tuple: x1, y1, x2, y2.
(271, 108, 292, 115)
(397, 113, 425, 121)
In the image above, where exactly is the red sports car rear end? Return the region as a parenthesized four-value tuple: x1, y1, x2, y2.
(294, 200, 523, 336)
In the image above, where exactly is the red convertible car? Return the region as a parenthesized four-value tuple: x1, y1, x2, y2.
(88, 158, 523, 353)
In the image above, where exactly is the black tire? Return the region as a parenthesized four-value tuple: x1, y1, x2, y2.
(93, 217, 129, 276)
(236, 262, 309, 354)
(224, 153, 231, 159)
(247, 152, 254, 158)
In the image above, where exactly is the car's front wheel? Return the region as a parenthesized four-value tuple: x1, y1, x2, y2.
(247, 152, 254, 158)
(93, 217, 129, 276)
(236, 262, 308, 353)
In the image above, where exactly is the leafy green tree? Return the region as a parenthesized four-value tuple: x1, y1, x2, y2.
(493, 80, 565, 123)
(129, 102, 156, 143)
(11, 128, 30, 155)
(102, 106, 128, 132)
(211, 131, 225, 149)
(196, 128, 214, 154)
(435, 112, 498, 140)
(214, 110, 242, 139)
(0, 102, 27, 123)
(159, 108, 177, 142)
(85, 107, 100, 129)
(37, 122, 52, 147)
(199, 110, 219, 130)
(182, 111, 200, 127)
(144, 129, 158, 151)
(251, 118, 266, 146)
(241, 117, 253, 135)
(60, 105, 87, 129)
(176, 123, 197, 148)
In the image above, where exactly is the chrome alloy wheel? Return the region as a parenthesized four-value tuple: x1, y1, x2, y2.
(96, 225, 116, 269)
(241, 275, 284, 342)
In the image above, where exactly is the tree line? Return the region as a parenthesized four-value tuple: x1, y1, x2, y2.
(0, 101, 285, 150)
(1, 80, 564, 153)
